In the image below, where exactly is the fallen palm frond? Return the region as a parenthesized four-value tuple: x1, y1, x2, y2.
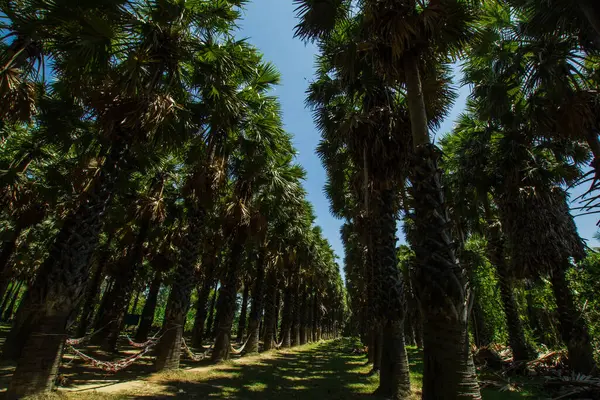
(545, 373, 600, 399)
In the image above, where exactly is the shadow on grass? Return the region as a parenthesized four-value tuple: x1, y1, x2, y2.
(131, 338, 378, 399)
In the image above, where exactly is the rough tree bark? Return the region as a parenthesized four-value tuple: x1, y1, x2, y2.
(262, 268, 278, 351)
(76, 234, 113, 338)
(191, 254, 217, 347)
(244, 249, 266, 354)
(6, 140, 126, 398)
(404, 52, 481, 399)
(135, 270, 162, 342)
(236, 279, 250, 344)
(154, 211, 204, 371)
(279, 276, 293, 349)
(204, 282, 218, 340)
(211, 232, 246, 362)
(551, 266, 597, 375)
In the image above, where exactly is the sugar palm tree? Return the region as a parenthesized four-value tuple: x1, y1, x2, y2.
(441, 115, 537, 362)
(461, 3, 597, 373)
(211, 115, 301, 362)
(296, 1, 481, 396)
(4, 0, 244, 395)
(154, 52, 284, 369)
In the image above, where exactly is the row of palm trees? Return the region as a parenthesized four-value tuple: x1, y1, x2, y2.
(296, 0, 600, 399)
(0, 0, 345, 397)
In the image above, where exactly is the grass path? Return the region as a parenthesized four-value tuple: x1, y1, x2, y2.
(27, 338, 538, 399)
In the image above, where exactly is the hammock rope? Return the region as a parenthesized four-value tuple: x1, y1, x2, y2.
(230, 333, 253, 355)
(65, 320, 117, 346)
(181, 338, 213, 361)
(125, 332, 159, 348)
(66, 342, 155, 373)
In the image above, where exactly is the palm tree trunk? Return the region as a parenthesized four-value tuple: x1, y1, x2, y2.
(104, 221, 149, 351)
(135, 270, 162, 342)
(0, 280, 16, 318)
(471, 300, 491, 348)
(130, 290, 140, 314)
(551, 266, 597, 375)
(291, 273, 301, 347)
(7, 314, 65, 399)
(204, 282, 218, 340)
(378, 319, 411, 399)
(76, 233, 113, 338)
(274, 289, 281, 341)
(279, 278, 293, 349)
(245, 250, 266, 354)
(300, 287, 308, 345)
(92, 278, 114, 333)
(6, 139, 126, 398)
(76, 263, 105, 338)
(404, 52, 481, 399)
(92, 248, 134, 349)
(154, 211, 204, 371)
(485, 223, 534, 361)
(236, 279, 250, 344)
(212, 232, 246, 362)
(3, 281, 22, 321)
(191, 257, 217, 347)
(262, 268, 278, 351)
(0, 225, 23, 300)
(312, 292, 319, 342)
(371, 185, 411, 398)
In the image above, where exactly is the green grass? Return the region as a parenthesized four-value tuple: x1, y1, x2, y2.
(38, 338, 543, 399)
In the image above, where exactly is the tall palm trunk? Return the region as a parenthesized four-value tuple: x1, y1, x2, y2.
(279, 277, 293, 349)
(372, 186, 411, 399)
(76, 233, 113, 338)
(291, 272, 301, 347)
(154, 211, 204, 371)
(191, 256, 217, 347)
(551, 265, 597, 375)
(104, 221, 149, 351)
(211, 232, 246, 362)
(299, 287, 308, 345)
(76, 262, 105, 338)
(91, 246, 133, 346)
(6, 140, 127, 398)
(262, 268, 278, 351)
(404, 53, 481, 400)
(130, 290, 140, 314)
(92, 278, 114, 333)
(2, 281, 22, 321)
(0, 280, 16, 318)
(135, 270, 162, 342)
(0, 225, 23, 299)
(244, 249, 266, 354)
(274, 289, 281, 340)
(485, 222, 534, 361)
(236, 279, 250, 344)
(204, 282, 218, 339)
(312, 292, 319, 342)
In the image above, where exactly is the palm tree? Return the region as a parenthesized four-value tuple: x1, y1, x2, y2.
(296, 1, 481, 396)
(459, 3, 598, 373)
(154, 52, 284, 369)
(441, 116, 537, 362)
(4, 0, 240, 394)
(211, 113, 302, 362)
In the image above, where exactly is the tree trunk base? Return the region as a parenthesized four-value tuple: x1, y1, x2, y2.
(154, 322, 183, 371)
(378, 319, 411, 399)
(6, 313, 66, 399)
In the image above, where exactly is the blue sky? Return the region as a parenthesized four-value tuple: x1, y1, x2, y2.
(237, 0, 600, 264)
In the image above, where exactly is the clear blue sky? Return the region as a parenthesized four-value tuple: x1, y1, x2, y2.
(237, 0, 600, 265)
